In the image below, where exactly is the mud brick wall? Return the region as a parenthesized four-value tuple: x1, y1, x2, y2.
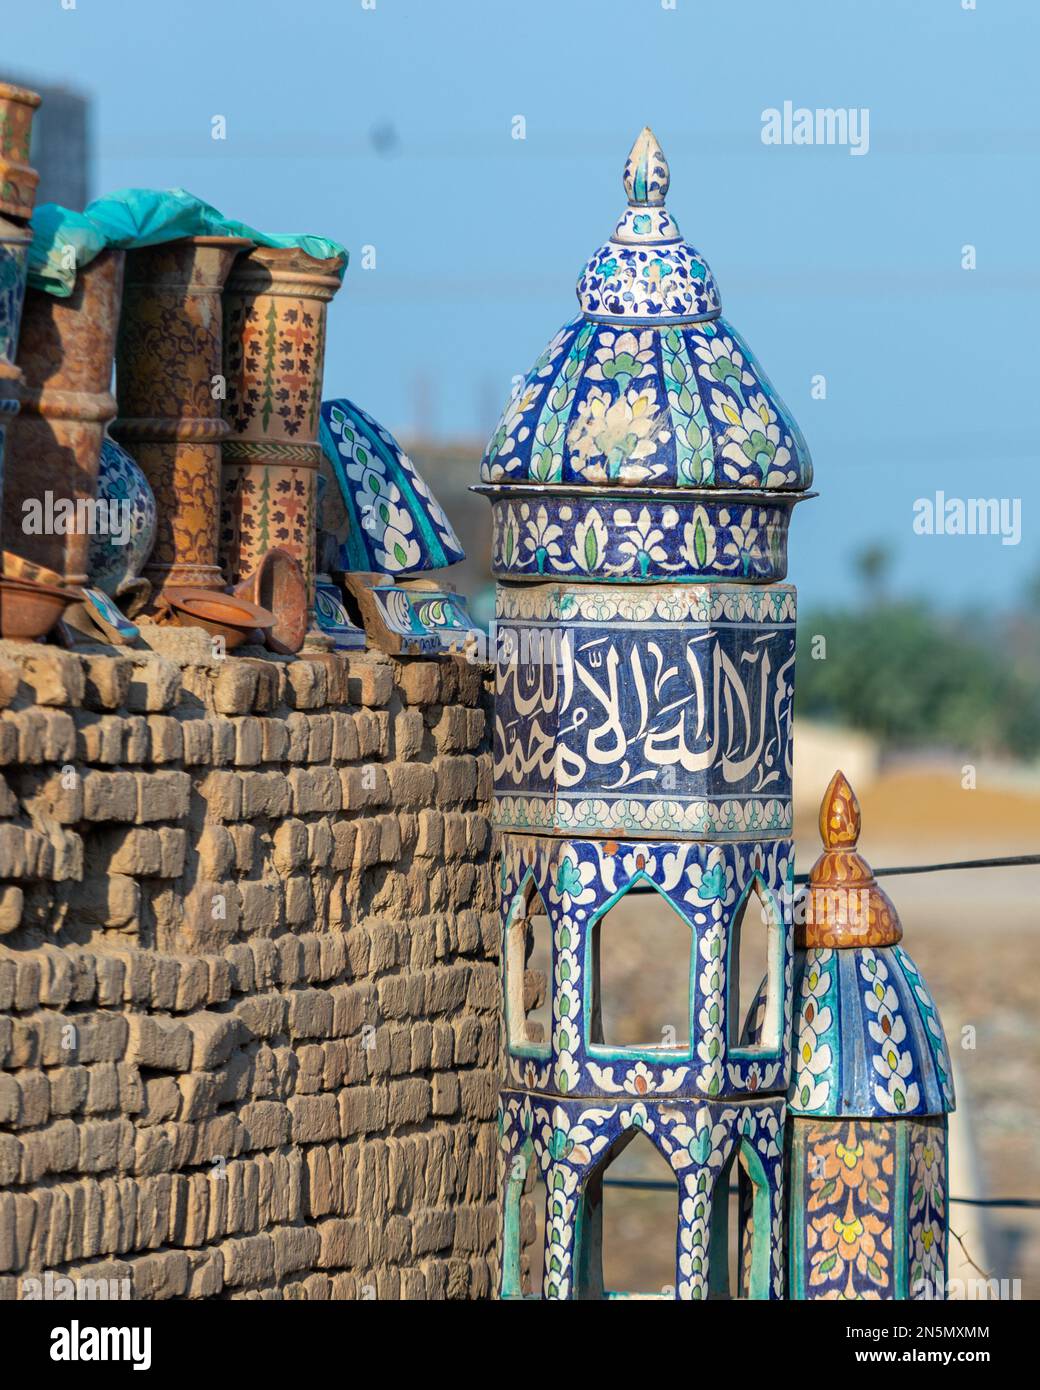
(0, 639, 500, 1300)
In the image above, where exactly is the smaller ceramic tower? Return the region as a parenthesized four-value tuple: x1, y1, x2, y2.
(784, 772, 955, 1299)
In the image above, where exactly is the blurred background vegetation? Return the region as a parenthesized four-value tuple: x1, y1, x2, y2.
(797, 546, 1040, 760)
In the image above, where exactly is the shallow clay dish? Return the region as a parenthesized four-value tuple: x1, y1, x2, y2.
(159, 586, 274, 650)
(0, 575, 76, 641)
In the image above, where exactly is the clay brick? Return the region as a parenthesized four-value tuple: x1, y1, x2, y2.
(126, 1015, 192, 1073)
(137, 770, 190, 822)
(127, 657, 181, 713)
(82, 770, 137, 821)
(212, 663, 258, 717)
(397, 662, 440, 706)
(285, 661, 328, 710)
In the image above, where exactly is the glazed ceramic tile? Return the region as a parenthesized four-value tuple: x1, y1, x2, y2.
(493, 582, 795, 837)
(499, 1088, 786, 1300)
(499, 832, 793, 1102)
(481, 490, 798, 583)
(319, 397, 465, 574)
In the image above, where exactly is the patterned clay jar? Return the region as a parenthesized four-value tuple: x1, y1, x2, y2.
(2, 248, 125, 584)
(220, 244, 344, 609)
(112, 236, 252, 600)
(0, 81, 42, 221)
(88, 435, 157, 601)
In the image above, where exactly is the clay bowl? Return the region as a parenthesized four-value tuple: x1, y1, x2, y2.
(232, 546, 307, 655)
(160, 586, 274, 651)
(0, 575, 76, 641)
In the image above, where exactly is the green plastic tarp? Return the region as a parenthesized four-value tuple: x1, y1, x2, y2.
(28, 187, 348, 296)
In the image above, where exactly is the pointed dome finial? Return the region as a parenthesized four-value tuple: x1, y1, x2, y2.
(623, 126, 670, 206)
(798, 770, 901, 949)
(819, 769, 860, 850)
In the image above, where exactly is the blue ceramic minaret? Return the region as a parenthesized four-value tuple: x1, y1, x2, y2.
(480, 130, 814, 1299)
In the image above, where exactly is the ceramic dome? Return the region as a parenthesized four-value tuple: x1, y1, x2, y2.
(479, 128, 812, 493)
(751, 773, 955, 1120)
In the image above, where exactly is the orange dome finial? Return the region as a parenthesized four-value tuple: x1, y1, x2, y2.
(819, 769, 860, 851)
(798, 770, 902, 949)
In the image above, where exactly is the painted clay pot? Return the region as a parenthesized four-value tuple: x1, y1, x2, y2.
(87, 435, 157, 609)
(0, 81, 42, 221)
(2, 248, 125, 585)
(220, 245, 344, 617)
(232, 544, 307, 655)
(156, 585, 274, 651)
(0, 575, 75, 641)
(112, 236, 252, 601)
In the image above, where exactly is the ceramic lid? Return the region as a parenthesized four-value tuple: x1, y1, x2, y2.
(480, 128, 811, 492)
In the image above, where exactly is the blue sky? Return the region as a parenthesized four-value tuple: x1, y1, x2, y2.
(6, 0, 1038, 610)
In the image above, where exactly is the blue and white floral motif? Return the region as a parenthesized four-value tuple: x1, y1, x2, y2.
(479, 317, 809, 490)
(499, 1088, 786, 1299)
(88, 436, 157, 598)
(319, 397, 465, 575)
(484, 492, 795, 583)
(479, 127, 811, 490)
(787, 947, 955, 1118)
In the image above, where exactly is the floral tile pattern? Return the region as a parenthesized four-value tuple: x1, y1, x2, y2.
(319, 397, 464, 575)
(483, 492, 795, 583)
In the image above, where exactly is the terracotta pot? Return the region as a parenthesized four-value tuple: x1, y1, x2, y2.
(112, 236, 252, 601)
(0, 82, 42, 221)
(0, 575, 75, 641)
(232, 544, 307, 655)
(157, 585, 274, 651)
(2, 249, 125, 585)
(220, 245, 344, 617)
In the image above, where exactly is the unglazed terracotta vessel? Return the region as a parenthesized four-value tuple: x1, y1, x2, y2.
(232, 544, 307, 655)
(112, 236, 251, 601)
(0, 81, 42, 221)
(157, 585, 274, 651)
(220, 244, 344, 615)
(0, 575, 75, 640)
(3, 248, 125, 585)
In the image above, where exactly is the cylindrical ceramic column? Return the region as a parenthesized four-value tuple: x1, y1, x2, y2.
(3, 248, 125, 585)
(111, 236, 252, 599)
(220, 245, 344, 615)
(0, 81, 42, 222)
(0, 81, 40, 534)
(0, 216, 32, 499)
